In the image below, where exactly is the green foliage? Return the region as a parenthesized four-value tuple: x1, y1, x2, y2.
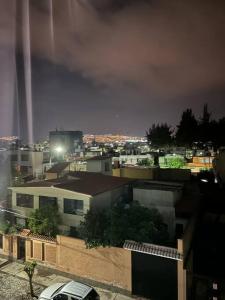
(27, 205, 60, 237)
(24, 261, 37, 298)
(24, 261, 37, 278)
(79, 209, 110, 248)
(79, 202, 169, 248)
(165, 157, 185, 168)
(137, 158, 154, 167)
(0, 220, 22, 234)
(146, 123, 173, 148)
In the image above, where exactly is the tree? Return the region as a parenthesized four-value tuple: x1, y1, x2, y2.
(175, 108, 198, 147)
(137, 158, 154, 167)
(79, 202, 169, 248)
(197, 103, 213, 144)
(24, 261, 37, 298)
(27, 205, 60, 237)
(79, 209, 110, 248)
(146, 123, 173, 148)
(165, 156, 186, 168)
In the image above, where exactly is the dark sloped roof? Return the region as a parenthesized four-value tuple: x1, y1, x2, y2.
(46, 162, 70, 173)
(14, 172, 135, 196)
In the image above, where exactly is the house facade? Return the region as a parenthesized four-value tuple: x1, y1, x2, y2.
(9, 172, 133, 235)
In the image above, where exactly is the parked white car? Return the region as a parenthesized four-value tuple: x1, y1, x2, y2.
(38, 281, 100, 300)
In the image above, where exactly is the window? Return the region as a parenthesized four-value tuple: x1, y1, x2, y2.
(16, 193, 34, 208)
(10, 154, 18, 161)
(104, 162, 110, 172)
(0, 234, 3, 249)
(53, 294, 68, 300)
(21, 154, 29, 161)
(64, 199, 84, 215)
(84, 289, 99, 300)
(39, 196, 57, 208)
(20, 166, 29, 173)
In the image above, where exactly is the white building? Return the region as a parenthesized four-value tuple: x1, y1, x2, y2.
(86, 156, 112, 175)
(10, 150, 50, 177)
(133, 181, 183, 239)
(9, 172, 133, 235)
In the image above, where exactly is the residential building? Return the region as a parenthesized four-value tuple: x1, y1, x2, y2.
(9, 172, 133, 235)
(10, 149, 50, 177)
(86, 156, 112, 175)
(45, 162, 71, 180)
(113, 154, 153, 166)
(133, 178, 200, 242)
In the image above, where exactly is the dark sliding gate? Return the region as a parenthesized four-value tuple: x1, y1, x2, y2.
(131, 251, 177, 300)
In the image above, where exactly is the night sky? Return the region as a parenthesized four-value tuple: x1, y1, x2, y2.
(1, 0, 225, 141)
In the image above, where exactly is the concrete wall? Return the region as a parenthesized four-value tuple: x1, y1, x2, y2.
(177, 216, 197, 300)
(177, 239, 187, 300)
(87, 158, 112, 175)
(113, 167, 156, 179)
(133, 188, 182, 238)
(214, 152, 225, 183)
(157, 168, 191, 182)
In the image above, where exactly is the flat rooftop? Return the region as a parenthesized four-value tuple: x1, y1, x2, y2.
(134, 180, 183, 191)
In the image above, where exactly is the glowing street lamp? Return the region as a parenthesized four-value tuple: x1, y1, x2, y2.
(55, 145, 64, 153)
(49, 145, 65, 165)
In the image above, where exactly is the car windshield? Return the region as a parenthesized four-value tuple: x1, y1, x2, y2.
(51, 284, 66, 297)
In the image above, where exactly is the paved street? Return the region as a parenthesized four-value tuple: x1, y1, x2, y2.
(0, 258, 139, 300)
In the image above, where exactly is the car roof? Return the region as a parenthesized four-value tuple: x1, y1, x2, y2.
(61, 281, 93, 299)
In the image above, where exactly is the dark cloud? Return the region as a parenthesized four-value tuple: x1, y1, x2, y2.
(26, 0, 225, 98)
(1, 0, 225, 139)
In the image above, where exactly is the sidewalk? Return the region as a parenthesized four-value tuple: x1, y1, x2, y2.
(0, 260, 138, 300)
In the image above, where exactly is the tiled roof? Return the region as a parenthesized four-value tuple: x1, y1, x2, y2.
(57, 172, 134, 195)
(123, 240, 183, 261)
(13, 172, 135, 196)
(19, 229, 31, 237)
(18, 229, 56, 243)
(46, 162, 70, 173)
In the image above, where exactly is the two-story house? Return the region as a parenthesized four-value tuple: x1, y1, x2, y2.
(9, 172, 134, 235)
